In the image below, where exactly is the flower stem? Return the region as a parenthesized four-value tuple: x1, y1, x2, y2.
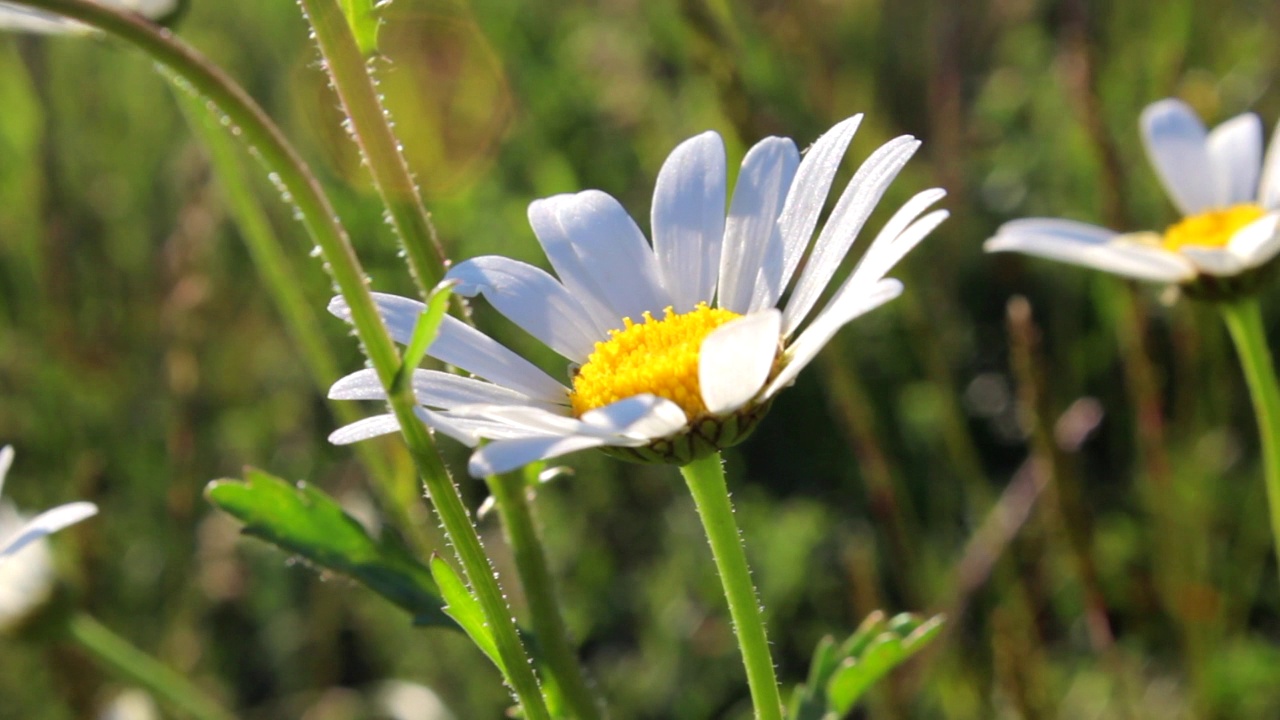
(3, 2, 548, 716)
(486, 470, 605, 720)
(66, 613, 236, 720)
(1219, 297, 1280, 563)
(296, 0, 446, 297)
(679, 453, 782, 720)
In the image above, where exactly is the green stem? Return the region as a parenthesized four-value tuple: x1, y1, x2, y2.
(679, 453, 782, 720)
(66, 613, 237, 720)
(297, 0, 445, 297)
(486, 470, 605, 720)
(1219, 298, 1280, 563)
(4, 3, 548, 716)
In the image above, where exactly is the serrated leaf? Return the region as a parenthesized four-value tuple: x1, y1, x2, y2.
(429, 555, 504, 673)
(338, 0, 381, 56)
(826, 613, 945, 714)
(787, 634, 836, 720)
(835, 609, 887, 660)
(205, 468, 451, 627)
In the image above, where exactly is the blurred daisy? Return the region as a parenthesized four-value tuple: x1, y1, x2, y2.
(0, 0, 178, 34)
(330, 116, 946, 476)
(0, 445, 98, 630)
(986, 98, 1280, 297)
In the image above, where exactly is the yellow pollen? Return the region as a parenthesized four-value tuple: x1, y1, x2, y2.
(1161, 203, 1265, 252)
(570, 303, 742, 419)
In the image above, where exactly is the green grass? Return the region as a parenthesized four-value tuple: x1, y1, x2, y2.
(2, 0, 1280, 717)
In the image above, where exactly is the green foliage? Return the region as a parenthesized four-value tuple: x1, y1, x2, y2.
(337, 0, 380, 56)
(205, 468, 452, 627)
(395, 280, 452, 391)
(789, 612, 944, 719)
(427, 554, 503, 672)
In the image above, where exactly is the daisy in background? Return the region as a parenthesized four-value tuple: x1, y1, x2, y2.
(986, 98, 1280, 299)
(328, 114, 947, 476)
(0, 445, 98, 631)
(984, 96, 1280, 567)
(0, 0, 179, 34)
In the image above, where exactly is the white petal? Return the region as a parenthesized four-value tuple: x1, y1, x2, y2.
(328, 293, 426, 345)
(986, 225, 1196, 282)
(718, 137, 801, 313)
(782, 136, 920, 337)
(993, 218, 1118, 244)
(448, 404, 582, 437)
(0, 4, 87, 33)
(1259, 119, 1280, 210)
(329, 414, 404, 445)
(430, 316, 569, 402)
(652, 132, 728, 312)
(698, 310, 782, 415)
(1180, 246, 1247, 276)
(1140, 99, 1216, 215)
(1228, 213, 1280, 268)
(0, 502, 98, 560)
(329, 368, 564, 411)
(553, 190, 672, 321)
(418, 409, 554, 444)
(1208, 113, 1263, 206)
(580, 394, 688, 440)
(0, 445, 12, 499)
(764, 280, 904, 398)
(447, 256, 603, 361)
(774, 115, 863, 297)
(468, 435, 611, 477)
(414, 407, 485, 447)
(850, 189, 947, 286)
(0, 1, 174, 34)
(528, 196, 621, 332)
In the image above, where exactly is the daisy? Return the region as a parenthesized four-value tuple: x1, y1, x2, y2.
(985, 98, 1280, 298)
(0, 445, 98, 630)
(329, 115, 947, 477)
(0, 0, 179, 34)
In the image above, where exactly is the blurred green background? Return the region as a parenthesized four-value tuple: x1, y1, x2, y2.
(2, 0, 1280, 717)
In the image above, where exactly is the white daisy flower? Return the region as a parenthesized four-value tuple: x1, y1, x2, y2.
(986, 98, 1280, 298)
(0, 445, 98, 630)
(0, 0, 179, 34)
(329, 115, 947, 476)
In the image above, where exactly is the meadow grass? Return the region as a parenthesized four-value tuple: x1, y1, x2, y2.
(1, 1, 1279, 717)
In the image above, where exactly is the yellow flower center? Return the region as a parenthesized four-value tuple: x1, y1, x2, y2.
(570, 303, 742, 420)
(1161, 203, 1265, 252)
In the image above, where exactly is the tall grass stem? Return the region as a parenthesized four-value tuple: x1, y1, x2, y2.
(66, 613, 237, 720)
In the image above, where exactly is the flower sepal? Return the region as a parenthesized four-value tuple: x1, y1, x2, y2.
(601, 400, 774, 465)
(1180, 252, 1280, 302)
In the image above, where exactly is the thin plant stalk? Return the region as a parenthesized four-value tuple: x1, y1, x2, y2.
(486, 470, 605, 720)
(297, 0, 446, 298)
(1219, 297, 1280, 563)
(679, 452, 782, 720)
(5, 2, 548, 716)
(66, 613, 237, 720)
(176, 90, 441, 559)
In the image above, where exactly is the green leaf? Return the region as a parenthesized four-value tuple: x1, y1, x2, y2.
(429, 555, 505, 673)
(825, 613, 945, 714)
(338, 0, 382, 56)
(395, 280, 454, 393)
(205, 468, 451, 627)
(787, 612, 944, 719)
